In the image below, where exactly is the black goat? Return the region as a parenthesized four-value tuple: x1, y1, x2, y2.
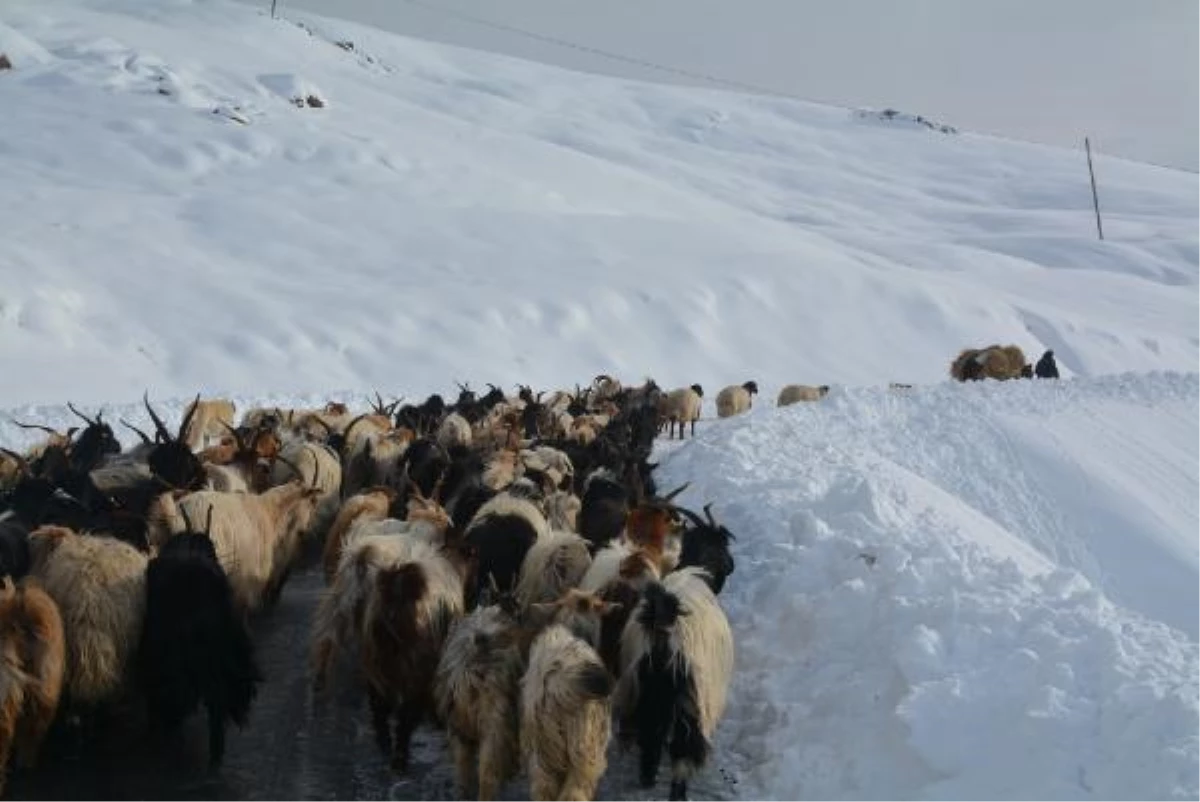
(0, 517, 30, 580)
(672, 504, 736, 595)
(137, 511, 262, 770)
(579, 468, 628, 553)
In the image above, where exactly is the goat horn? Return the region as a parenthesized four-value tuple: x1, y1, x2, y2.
(120, 418, 153, 445)
(308, 416, 334, 436)
(670, 504, 707, 530)
(66, 402, 97, 427)
(703, 502, 718, 528)
(219, 421, 249, 454)
(143, 392, 172, 443)
(276, 453, 305, 483)
(177, 393, 202, 442)
(13, 421, 60, 436)
(0, 447, 28, 470)
(662, 482, 690, 501)
(204, 505, 214, 536)
(179, 501, 196, 533)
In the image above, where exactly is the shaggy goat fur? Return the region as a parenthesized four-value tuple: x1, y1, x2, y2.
(0, 576, 65, 797)
(434, 604, 524, 800)
(27, 525, 148, 707)
(138, 532, 262, 768)
(949, 344, 1028, 382)
(514, 531, 593, 613)
(543, 490, 582, 533)
(437, 412, 474, 452)
(777, 384, 830, 406)
(167, 480, 323, 614)
(360, 541, 467, 773)
(181, 398, 237, 452)
(321, 488, 393, 584)
(615, 567, 734, 800)
(464, 494, 550, 608)
(714, 382, 757, 418)
(519, 622, 613, 801)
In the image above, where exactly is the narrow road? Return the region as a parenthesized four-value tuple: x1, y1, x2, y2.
(7, 559, 738, 800)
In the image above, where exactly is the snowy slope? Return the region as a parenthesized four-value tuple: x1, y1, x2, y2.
(0, 0, 1196, 408)
(240, 0, 1200, 172)
(654, 372, 1199, 800)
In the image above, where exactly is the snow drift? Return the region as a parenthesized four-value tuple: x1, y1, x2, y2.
(0, 0, 1195, 407)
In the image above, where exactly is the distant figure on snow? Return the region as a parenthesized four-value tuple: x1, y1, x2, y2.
(1035, 350, 1059, 379)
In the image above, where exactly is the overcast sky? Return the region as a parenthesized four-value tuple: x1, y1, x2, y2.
(262, 0, 1198, 171)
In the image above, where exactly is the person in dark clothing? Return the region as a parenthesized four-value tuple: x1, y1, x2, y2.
(1035, 349, 1060, 379)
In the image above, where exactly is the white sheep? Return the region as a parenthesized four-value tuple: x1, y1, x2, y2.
(27, 526, 148, 707)
(658, 384, 704, 439)
(715, 381, 758, 418)
(776, 383, 830, 406)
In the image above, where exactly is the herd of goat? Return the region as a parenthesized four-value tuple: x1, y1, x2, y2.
(0, 373, 755, 801)
(0, 342, 1060, 801)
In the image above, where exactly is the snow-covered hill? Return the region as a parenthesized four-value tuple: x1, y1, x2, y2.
(1, 0, 1196, 798)
(239, 0, 1200, 172)
(1, 0, 1196, 408)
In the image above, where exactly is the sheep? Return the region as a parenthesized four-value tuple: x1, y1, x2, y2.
(514, 530, 593, 613)
(1036, 349, 1060, 379)
(715, 381, 758, 418)
(658, 385, 703, 439)
(137, 517, 262, 769)
(519, 619, 614, 801)
(464, 492, 550, 608)
(777, 383, 830, 406)
(158, 476, 324, 614)
(359, 539, 469, 773)
(0, 576, 65, 797)
(949, 344, 1027, 382)
(180, 397, 237, 451)
(615, 567, 734, 800)
(434, 601, 525, 800)
(27, 525, 148, 708)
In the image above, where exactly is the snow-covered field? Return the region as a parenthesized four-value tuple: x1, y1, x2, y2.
(1, 0, 1197, 798)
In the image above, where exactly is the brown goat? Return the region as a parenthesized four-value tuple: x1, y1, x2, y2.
(0, 577, 65, 797)
(950, 344, 1028, 382)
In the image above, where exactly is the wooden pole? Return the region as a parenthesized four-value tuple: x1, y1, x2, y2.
(270, 0, 278, 18)
(1085, 136, 1104, 241)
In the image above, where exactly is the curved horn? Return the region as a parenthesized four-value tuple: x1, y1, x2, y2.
(670, 504, 707, 530)
(177, 394, 202, 442)
(204, 505, 215, 536)
(13, 421, 61, 436)
(0, 447, 28, 471)
(67, 402, 97, 427)
(219, 421, 249, 454)
(306, 415, 334, 437)
(662, 482, 690, 501)
(340, 413, 370, 456)
(703, 502, 718, 528)
(275, 453, 305, 483)
(143, 391, 172, 443)
(120, 418, 153, 445)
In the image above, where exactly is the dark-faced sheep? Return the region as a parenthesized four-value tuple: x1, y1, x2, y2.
(0, 576, 65, 797)
(658, 385, 703, 440)
(137, 517, 262, 769)
(616, 567, 734, 801)
(715, 381, 758, 419)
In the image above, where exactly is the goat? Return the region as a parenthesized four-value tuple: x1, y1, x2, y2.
(359, 539, 469, 773)
(578, 468, 628, 554)
(514, 530, 593, 613)
(0, 518, 30, 581)
(777, 384, 830, 406)
(321, 487, 394, 584)
(615, 567, 734, 800)
(715, 381, 758, 418)
(180, 397, 237, 452)
(519, 617, 614, 801)
(672, 503, 736, 595)
(0, 576, 65, 797)
(464, 493, 550, 608)
(137, 509, 262, 769)
(27, 525, 148, 708)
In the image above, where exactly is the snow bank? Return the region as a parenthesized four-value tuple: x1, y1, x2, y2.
(0, 0, 1195, 408)
(654, 372, 1199, 799)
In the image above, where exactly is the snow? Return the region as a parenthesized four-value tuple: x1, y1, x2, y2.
(246, 0, 1200, 172)
(1, 0, 1197, 798)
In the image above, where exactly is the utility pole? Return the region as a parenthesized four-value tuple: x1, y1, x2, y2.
(1085, 137, 1104, 241)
